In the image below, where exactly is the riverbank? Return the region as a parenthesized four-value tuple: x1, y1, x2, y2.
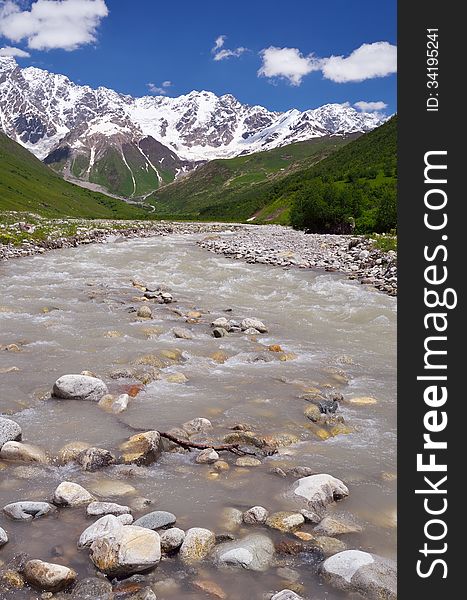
(0, 214, 397, 295)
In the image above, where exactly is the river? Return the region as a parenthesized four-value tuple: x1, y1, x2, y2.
(0, 232, 396, 599)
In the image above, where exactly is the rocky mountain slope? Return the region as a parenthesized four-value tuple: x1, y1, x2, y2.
(0, 56, 388, 198)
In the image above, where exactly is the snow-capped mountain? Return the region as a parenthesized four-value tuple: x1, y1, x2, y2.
(0, 56, 387, 197)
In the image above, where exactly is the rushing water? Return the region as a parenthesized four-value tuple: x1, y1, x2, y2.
(0, 233, 396, 599)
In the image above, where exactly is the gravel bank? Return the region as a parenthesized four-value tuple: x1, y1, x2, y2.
(198, 225, 397, 296)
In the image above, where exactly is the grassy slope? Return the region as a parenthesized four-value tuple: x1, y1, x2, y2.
(148, 136, 356, 220)
(0, 132, 146, 219)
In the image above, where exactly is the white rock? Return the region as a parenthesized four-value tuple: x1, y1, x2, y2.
(292, 474, 349, 511)
(181, 417, 212, 436)
(78, 514, 123, 548)
(86, 501, 131, 517)
(52, 374, 108, 402)
(0, 417, 22, 449)
(243, 506, 269, 525)
(212, 534, 275, 571)
(211, 317, 231, 330)
(271, 591, 304, 600)
(241, 318, 268, 333)
(196, 448, 219, 464)
(0, 441, 48, 463)
(0, 526, 8, 546)
(53, 482, 94, 507)
(160, 527, 185, 552)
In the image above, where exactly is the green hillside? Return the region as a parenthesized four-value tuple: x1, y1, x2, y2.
(148, 136, 356, 221)
(0, 132, 146, 219)
(199, 117, 397, 231)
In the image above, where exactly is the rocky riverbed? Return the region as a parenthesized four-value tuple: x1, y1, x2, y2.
(0, 233, 396, 599)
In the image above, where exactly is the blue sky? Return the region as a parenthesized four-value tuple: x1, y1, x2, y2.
(0, 0, 397, 114)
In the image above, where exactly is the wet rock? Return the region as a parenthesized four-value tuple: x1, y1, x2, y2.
(314, 516, 363, 536)
(241, 318, 268, 333)
(23, 560, 76, 592)
(210, 350, 229, 363)
(68, 577, 113, 600)
(266, 512, 305, 533)
(243, 506, 269, 525)
(211, 317, 231, 330)
(1, 569, 25, 589)
(3, 501, 56, 521)
(347, 396, 378, 405)
(300, 509, 322, 524)
(303, 404, 322, 422)
(287, 466, 315, 478)
(196, 448, 219, 464)
(179, 527, 216, 563)
(213, 460, 230, 471)
(57, 441, 91, 464)
(309, 535, 347, 557)
(0, 526, 8, 546)
(89, 526, 161, 576)
(221, 507, 243, 532)
(271, 591, 304, 600)
(173, 327, 193, 340)
(86, 501, 131, 517)
(77, 447, 116, 471)
(119, 431, 161, 466)
(212, 327, 227, 338)
(165, 372, 188, 384)
(160, 527, 185, 552)
(320, 550, 397, 600)
(243, 327, 260, 335)
(134, 510, 176, 530)
(78, 514, 123, 548)
(182, 417, 212, 436)
(0, 417, 22, 449)
(291, 474, 349, 512)
(262, 433, 300, 449)
(193, 579, 226, 599)
(53, 482, 94, 507)
(269, 466, 288, 478)
(52, 374, 108, 402)
(89, 479, 136, 497)
(0, 441, 48, 463)
(276, 567, 300, 582)
(136, 306, 153, 319)
(99, 393, 129, 414)
(117, 513, 134, 525)
(212, 534, 275, 571)
(235, 456, 261, 467)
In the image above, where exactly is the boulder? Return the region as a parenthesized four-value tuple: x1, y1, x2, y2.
(3, 501, 56, 521)
(0, 441, 48, 463)
(0, 417, 22, 449)
(160, 527, 185, 552)
(179, 527, 216, 563)
(89, 525, 161, 576)
(291, 474, 349, 512)
(76, 447, 116, 471)
(53, 482, 94, 507)
(52, 374, 108, 402)
(23, 560, 76, 592)
(134, 510, 176, 530)
(78, 514, 123, 548)
(243, 506, 269, 525)
(119, 431, 161, 466)
(241, 318, 268, 333)
(86, 501, 131, 517)
(212, 534, 275, 571)
(320, 550, 397, 600)
(266, 512, 305, 533)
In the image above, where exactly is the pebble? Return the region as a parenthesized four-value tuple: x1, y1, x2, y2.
(241, 318, 268, 333)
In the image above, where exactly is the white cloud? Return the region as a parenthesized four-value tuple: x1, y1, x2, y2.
(354, 100, 388, 112)
(258, 46, 321, 86)
(322, 42, 397, 83)
(147, 80, 173, 95)
(0, 45, 30, 57)
(0, 0, 109, 51)
(211, 34, 247, 61)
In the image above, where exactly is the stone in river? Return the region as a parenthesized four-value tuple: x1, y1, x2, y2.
(119, 431, 161, 466)
(212, 327, 227, 338)
(57, 441, 91, 464)
(266, 512, 305, 533)
(314, 516, 363, 536)
(243, 506, 269, 525)
(179, 527, 216, 563)
(291, 474, 349, 512)
(88, 479, 136, 498)
(68, 577, 113, 600)
(0, 526, 8, 547)
(76, 447, 116, 471)
(89, 525, 161, 576)
(271, 591, 304, 600)
(211, 317, 231, 330)
(241, 318, 268, 333)
(136, 305, 153, 319)
(160, 527, 185, 552)
(3, 501, 56, 521)
(182, 417, 212, 436)
(98, 393, 129, 414)
(192, 579, 226, 599)
(78, 514, 123, 548)
(23, 560, 76, 592)
(235, 456, 261, 467)
(86, 501, 131, 517)
(134, 510, 176, 530)
(52, 374, 108, 402)
(53, 482, 94, 507)
(309, 535, 347, 557)
(300, 509, 322, 524)
(0, 417, 22, 449)
(320, 550, 397, 600)
(0, 441, 48, 463)
(173, 327, 193, 339)
(196, 448, 219, 464)
(212, 534, 275, 571)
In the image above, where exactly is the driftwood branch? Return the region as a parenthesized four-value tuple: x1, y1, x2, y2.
(158, 431, 257, 456)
